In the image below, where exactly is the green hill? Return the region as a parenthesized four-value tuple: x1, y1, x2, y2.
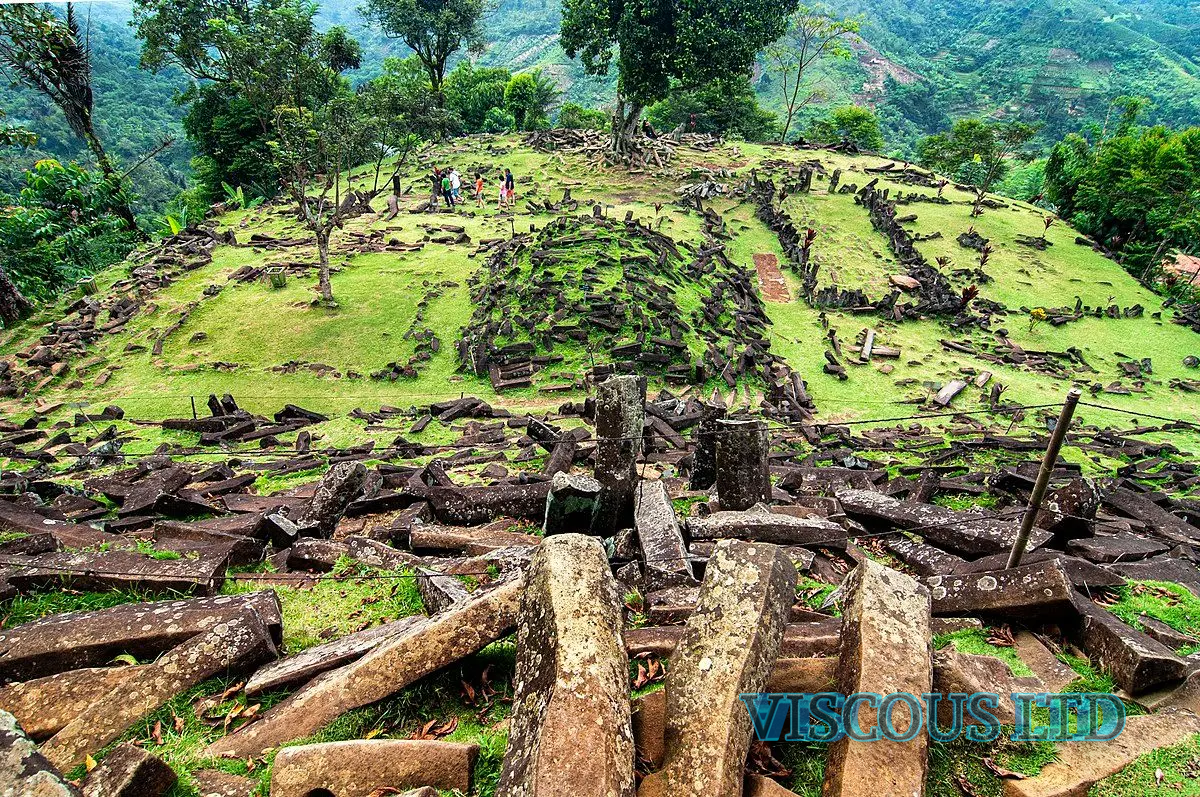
(3, 134, 1198, 466)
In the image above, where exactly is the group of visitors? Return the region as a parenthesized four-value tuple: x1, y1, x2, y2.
(429, 166, 517, 211)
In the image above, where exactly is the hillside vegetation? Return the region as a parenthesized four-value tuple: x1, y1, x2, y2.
(4, 134, 1198, 460)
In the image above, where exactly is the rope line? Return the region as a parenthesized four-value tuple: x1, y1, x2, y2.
(10, 400, 1191, 466)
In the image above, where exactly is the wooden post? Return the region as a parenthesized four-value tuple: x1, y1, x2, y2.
(1006, 388, 1082, 568)
(190, 396, 197, 420)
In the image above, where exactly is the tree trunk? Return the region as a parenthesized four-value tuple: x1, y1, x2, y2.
(315, 228, 335, 306)
(610, 95, 643, 157)
(81, 126, 143, 239)
(0, 266, 33, 328)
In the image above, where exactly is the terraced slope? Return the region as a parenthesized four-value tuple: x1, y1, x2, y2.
(2, 133, 1198, 456)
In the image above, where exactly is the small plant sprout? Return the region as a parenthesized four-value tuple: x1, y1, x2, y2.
(1041, 215, 1055, 241)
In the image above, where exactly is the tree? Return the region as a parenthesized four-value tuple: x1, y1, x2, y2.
(764, 5, 858, 143)
(0, 109, 36, 149)
(560, 0, 799, 156)
(504, 69, 560, 131)
(483, 106, 516, 133)
(0, 3, 141, 235)
(358, 61, 445, 193)
(808, 105, 883, 151)
(365, 56, 460, 140)
(133, 0, 353, 133)
(0, 159, 140, 326)
(134, 0, 358, 203)
(444, 60, 511, 132)
(557, 102, 609, 131)
(1045, 125, 1200, 277)
(918, 118, 1039, 214)
(646, 76, 779, 141)
(270, 101, 364, 307)
(359, 0, 488, 93)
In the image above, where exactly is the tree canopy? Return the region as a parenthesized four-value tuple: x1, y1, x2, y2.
(359, 0, 489, 91)
(560, 0, 800, 151)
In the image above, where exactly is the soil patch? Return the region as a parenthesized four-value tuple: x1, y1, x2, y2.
(754, 253, 791, 303)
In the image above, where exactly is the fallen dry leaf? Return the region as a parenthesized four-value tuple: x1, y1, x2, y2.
(982, 758, 1027, 780)
(408, 717, 458, 741)
(955, 774, 983, 796)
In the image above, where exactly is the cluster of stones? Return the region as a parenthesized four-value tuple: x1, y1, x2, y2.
(456, 213, 783, 393)
(4, 375, 1200, 793)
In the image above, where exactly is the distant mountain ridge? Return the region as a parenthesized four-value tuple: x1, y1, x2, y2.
(2, 0, 1198, 192)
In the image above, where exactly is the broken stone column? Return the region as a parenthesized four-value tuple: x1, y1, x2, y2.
(824, 559, 932, 797)
(0, 591, 282, 682)
(41, 608, 277, 772)
(592, 375, 646, 536)
(638, 539, 796, 797)
(634, 481, 696, 591)
(497, 534, 634, 797)
(1072, 596, 1187, 694)
(294, 461, 367, 537)
(926, 560, 1075, 618)
(269, 740, 479, 796)
(543, 471, 601, 535)
(0, 709, 78, 796)
(714, 419, 770, 511)
(1036, 477, 1100, 539)
(688, 403, 725, 491)
(1003, 709, 1200, 797)
(205, 578, 523, 759)
(81, 743, 176, 797)
(0, 665, 146, 741)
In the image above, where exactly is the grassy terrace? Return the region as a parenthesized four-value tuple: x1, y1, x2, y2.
(4, 134, 1200, 794)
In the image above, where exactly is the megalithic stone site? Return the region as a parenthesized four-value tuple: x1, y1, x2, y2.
(2, 2, 1200, 793)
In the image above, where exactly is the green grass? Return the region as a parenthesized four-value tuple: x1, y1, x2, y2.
(1, 586, 170, 629)
(1102, 580, 1200, 642)
(221, 559, 425, 654)
(934, 628, 1034, 677)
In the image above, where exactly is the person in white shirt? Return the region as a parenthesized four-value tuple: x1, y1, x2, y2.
(449, 169, 462, 203)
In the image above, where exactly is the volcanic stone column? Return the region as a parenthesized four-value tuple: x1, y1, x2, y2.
(714, 418, 770, 510)
(688, 403, 726, 491)
(591, 375, 646, 536)
(497, 534, 634, 797)
(824, 559, 932, 797)
(638, 539, 796, 797)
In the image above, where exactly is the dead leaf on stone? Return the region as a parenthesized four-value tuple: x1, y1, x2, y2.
(986, 625, 1016, 647)
(982, 757, 1027, 780)
(85, 754, 97, 772)
(367, 788, 403, 797)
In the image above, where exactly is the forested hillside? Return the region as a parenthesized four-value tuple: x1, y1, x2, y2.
(3, 0, 1198, 187)
(0, 2, 191, 211)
